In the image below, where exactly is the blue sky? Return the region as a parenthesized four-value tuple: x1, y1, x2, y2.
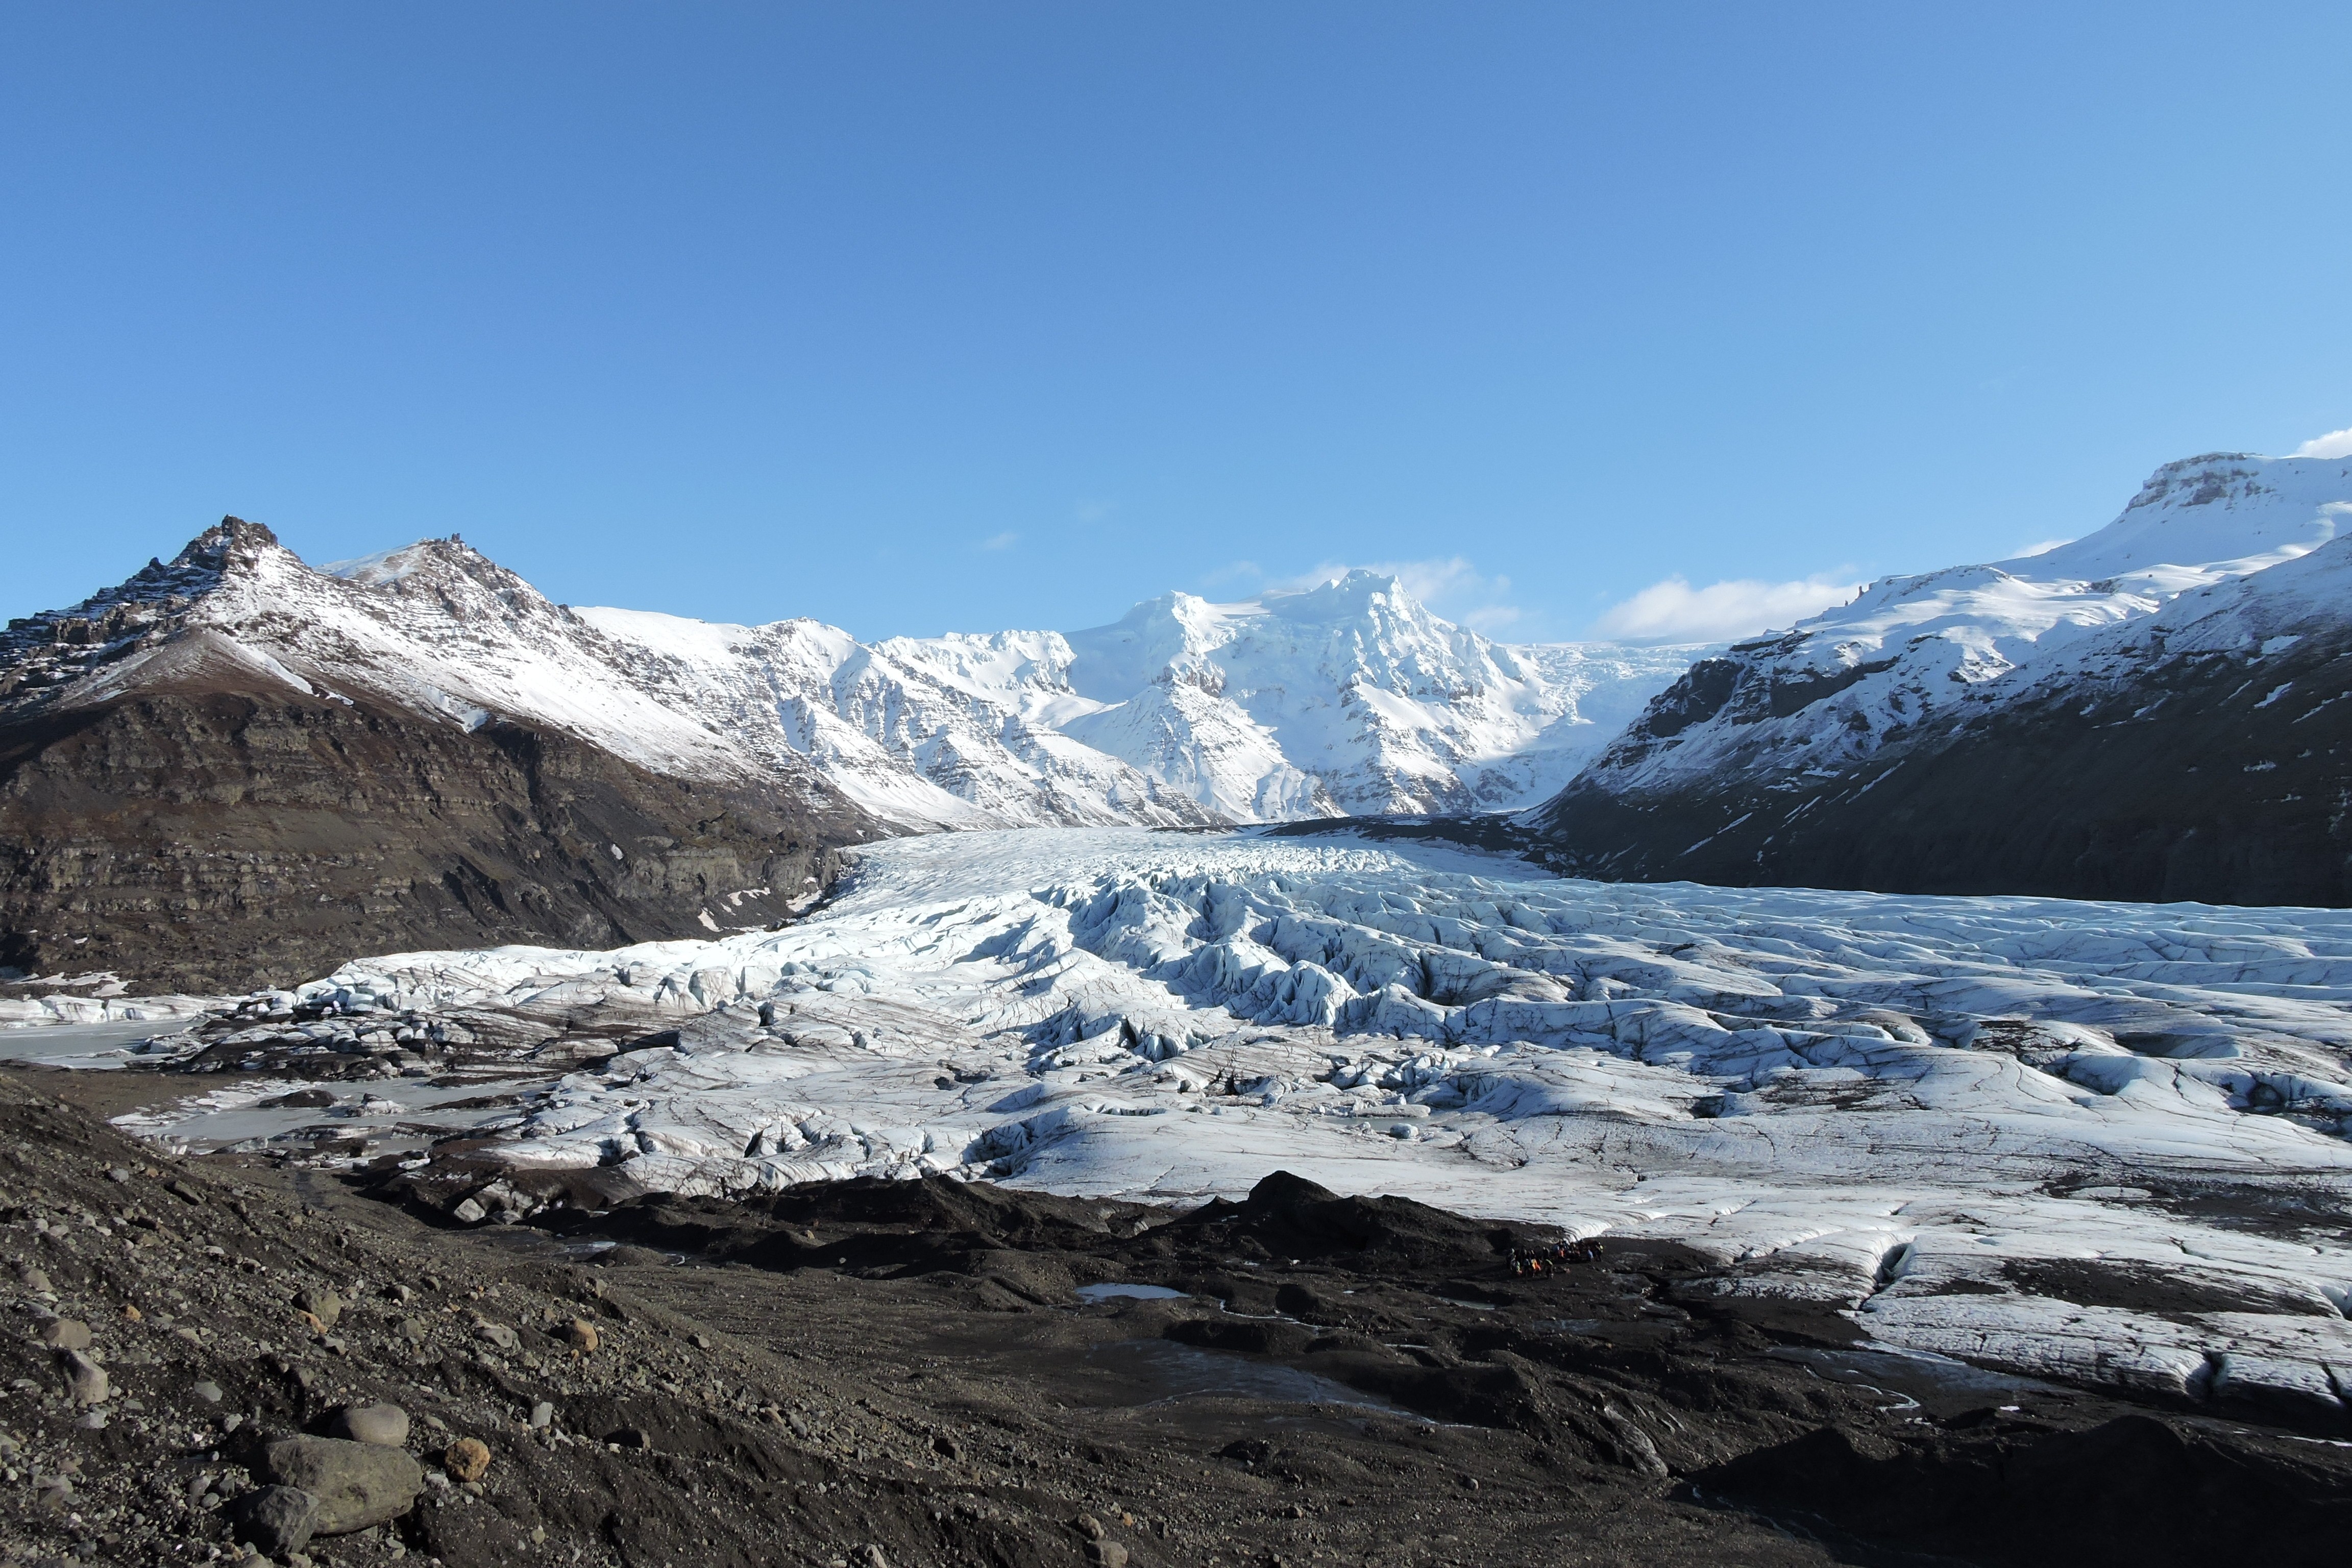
(5, 4, 2348, 643)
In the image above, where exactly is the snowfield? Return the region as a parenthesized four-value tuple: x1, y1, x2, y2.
(285, 827, 2352, 1418)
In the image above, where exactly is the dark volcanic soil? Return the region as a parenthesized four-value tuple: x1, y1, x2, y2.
(0, 688, 866, 994)
(3, 1066, 2348, 1568)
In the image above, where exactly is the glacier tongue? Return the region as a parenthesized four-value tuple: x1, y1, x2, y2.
(275, 826, 2352, 1416)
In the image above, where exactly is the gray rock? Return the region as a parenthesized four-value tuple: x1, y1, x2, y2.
(327, 1403, 410, 1447)
(1086, 1542, 1129, 1568)
(230, 1485, 319, 1557)
(37, 1319, 91, 1351)
(295, 1287, 344, 1329)
(475, 1321, 519, 1352)
(451, 1198, 487, 1224)
(260, 1436, 424, 1534)
(106, 1166, 133, 1184)
(61, 1351, 108, 1405)
(529, 1401, 554, 1430)
(192, 1380, 225, 1404)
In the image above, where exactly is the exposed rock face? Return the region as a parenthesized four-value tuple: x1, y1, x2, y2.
(1531, 590, 2352, 906)
(0, 687, 863, 991)
(1528, 452, 2352, 907)
(0, 519, 873, 990)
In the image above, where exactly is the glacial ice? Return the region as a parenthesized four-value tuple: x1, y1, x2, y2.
(256, 826, 2352, 1417)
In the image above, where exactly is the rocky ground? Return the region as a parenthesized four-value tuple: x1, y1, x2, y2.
(2, 1063, 2349, 1568)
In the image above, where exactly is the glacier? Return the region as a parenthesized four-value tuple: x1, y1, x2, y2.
(140, 825, 2352, 1423)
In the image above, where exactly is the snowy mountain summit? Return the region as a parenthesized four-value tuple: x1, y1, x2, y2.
(1577, 450, 2352, 793)
(1532, 448, 2352, 904)
(583, 570, 1698, 828)
(2, 520, 1700, 835)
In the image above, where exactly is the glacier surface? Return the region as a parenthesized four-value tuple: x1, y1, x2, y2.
(247, 826, 2352, 1417)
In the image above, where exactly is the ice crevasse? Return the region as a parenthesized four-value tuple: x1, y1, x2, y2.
(306, 827, 2352, 1417)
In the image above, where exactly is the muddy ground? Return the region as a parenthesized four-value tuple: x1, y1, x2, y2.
(2, 1062, 2348, 1568)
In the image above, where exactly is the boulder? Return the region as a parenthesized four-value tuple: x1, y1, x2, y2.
(327, 1403, 410, 1447)
(229, 1485, 319, 1557)
(260, 1435, 423, 1534)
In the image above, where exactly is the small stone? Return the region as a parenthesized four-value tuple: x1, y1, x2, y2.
(451, 1199, 487, 1224)
(1076, 1515, 1108, 1542)
(230, 1485, 319, 1558)
(1086, 1543, 1129, 1568)
(38, 1319, 92, 1351)
(398, 1317, 431, 1344)
(857, 1546, 889, 1568)
(475, 1321, 519, 1353)
(328, 1403, 410, 1448)
(62, 1350, 108, 1404)
(19, 1266, 53, 1294)
(444, 1437, 492, 1483)
(106, 1166, 132, 1184)
(294, 1288, 344, 1330)
(193, 1380, 225, 1404)
(260, 1435, 425, 1534)
(122, 1303, 143, 1321)
(224, 1412, 246, 1433)
(529, 1401, 553, 1430)
(560, 1318, 599, 1353)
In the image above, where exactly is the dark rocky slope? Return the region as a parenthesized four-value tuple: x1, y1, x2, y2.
(1527, 620, 2352, 906)
(1, 518, 877, 991)
(10, 1066, 2349, 1568)
(0, 685, 867, 992)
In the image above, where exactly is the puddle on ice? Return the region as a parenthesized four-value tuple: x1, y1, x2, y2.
(1075, 1283, 1190, 1303)
(0, 1021, 176, 1069)
(114, 1074, 549, 1157)
(1768, 1344, 2062, 1407)
(1085, 1338, 1416, 1416)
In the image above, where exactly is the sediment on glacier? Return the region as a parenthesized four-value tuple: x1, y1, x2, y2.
(9, 1065, 2350, 1568)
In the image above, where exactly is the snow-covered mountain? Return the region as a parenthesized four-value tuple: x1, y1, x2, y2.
(571, 571, 1702, 827)
(1529, 450, 2352, 904)
(1570, 451, 2348, 793)
(3, 520, 1703, 838)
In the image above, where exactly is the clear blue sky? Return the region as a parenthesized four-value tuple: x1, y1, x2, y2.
(5, 4, 2348, 643)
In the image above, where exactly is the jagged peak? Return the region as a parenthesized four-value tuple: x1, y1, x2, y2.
(170, 514, 286, 572)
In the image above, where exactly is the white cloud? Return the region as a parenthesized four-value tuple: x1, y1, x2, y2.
(2292, 426, 2352, 459)
(1593, 573, 1861, 644)
(978, 531, 1019, 551)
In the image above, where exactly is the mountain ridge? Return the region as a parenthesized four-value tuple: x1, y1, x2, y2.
(1525, 450, 2352, 905)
